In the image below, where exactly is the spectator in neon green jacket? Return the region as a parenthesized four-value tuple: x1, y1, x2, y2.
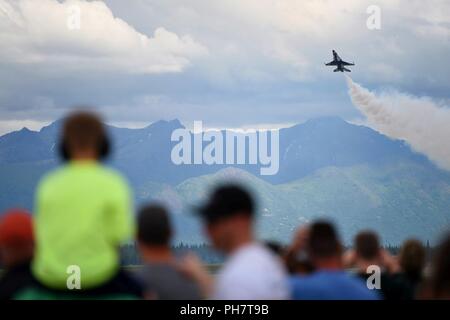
(31, 111, 138, 296)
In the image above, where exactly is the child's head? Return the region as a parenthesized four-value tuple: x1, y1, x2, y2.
(59, 111, 110, 161)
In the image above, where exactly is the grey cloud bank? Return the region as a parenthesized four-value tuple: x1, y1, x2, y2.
(0, 0, 449, 133)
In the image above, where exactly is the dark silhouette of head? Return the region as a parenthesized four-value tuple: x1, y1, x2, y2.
(59, 111, 110, 161)
(429, 233, 450, 298)
(137, 204, 172, 247)
(285, 224, 314, 275)
(399, 239, 425, 281)
(354, 230, 381, 261)
(307, 221, 342, 269)
(197, 184, 255, 254)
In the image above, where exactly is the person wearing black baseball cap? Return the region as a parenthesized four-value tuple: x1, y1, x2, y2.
(196, 184, 288, 299)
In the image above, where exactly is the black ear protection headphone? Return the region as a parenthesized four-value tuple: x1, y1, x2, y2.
(58, 133, 111, 161)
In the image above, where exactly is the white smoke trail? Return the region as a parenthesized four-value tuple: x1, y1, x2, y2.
(346, 75, 450, 171)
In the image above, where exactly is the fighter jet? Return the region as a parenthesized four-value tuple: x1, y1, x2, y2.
(325, 50, 354, 72)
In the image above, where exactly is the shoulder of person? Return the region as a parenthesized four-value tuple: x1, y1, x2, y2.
(36, 166, 67, 192)
(100, 166, 131, 188)
(221, 244, 283, 280)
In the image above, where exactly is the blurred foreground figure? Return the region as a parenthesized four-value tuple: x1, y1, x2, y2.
(285, 225, 314, 275)
(0, 209, 34, 300)
(290, 221, 379, 300)
(421, 233, 450, 299)
(397, 239, 426, 298)
(19, 111, 141, 299)
(197, 185, 289, 299)
(136, 204, 202, 300)
(353, 231, 411, 300)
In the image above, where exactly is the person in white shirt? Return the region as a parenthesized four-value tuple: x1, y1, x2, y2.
(196, 185, 289, 300)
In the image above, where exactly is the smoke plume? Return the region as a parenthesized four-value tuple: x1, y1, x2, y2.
(346, 75, 450, 171)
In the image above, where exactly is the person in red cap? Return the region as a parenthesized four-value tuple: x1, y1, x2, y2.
(0, 209, 35, 300)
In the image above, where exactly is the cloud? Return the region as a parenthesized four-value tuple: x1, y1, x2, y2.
(131, 0, 449, 85)
(415, 24, 450, 39)
(0, 0, 449, 133)
(0, 0, 208, 73)
(0, 119, 50, 135)
(367, 63, 403, 82)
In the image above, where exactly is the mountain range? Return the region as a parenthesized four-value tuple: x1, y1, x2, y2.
(1, 117, 449, 244)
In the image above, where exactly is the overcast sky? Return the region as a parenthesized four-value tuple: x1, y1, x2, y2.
(0, 0, 449, 134)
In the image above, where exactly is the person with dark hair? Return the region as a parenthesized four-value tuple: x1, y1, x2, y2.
(196, 185, 288, 299)
(20, 111, 140, 299)
(426, 233, 450, 299)
(399, 240, 425, 283)
(354, 231, 380, 262)
(285, 225, 314, 275)
(135, 204, 202, 300)
(352, 230, 410, 300)
(290, 221, 379, 300)
(264, 240, 285, 257)
(397, 239, 426, 298)
(0, 209, 35, 300)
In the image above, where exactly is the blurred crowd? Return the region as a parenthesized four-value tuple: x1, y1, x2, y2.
(0, 111, 449, 300)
